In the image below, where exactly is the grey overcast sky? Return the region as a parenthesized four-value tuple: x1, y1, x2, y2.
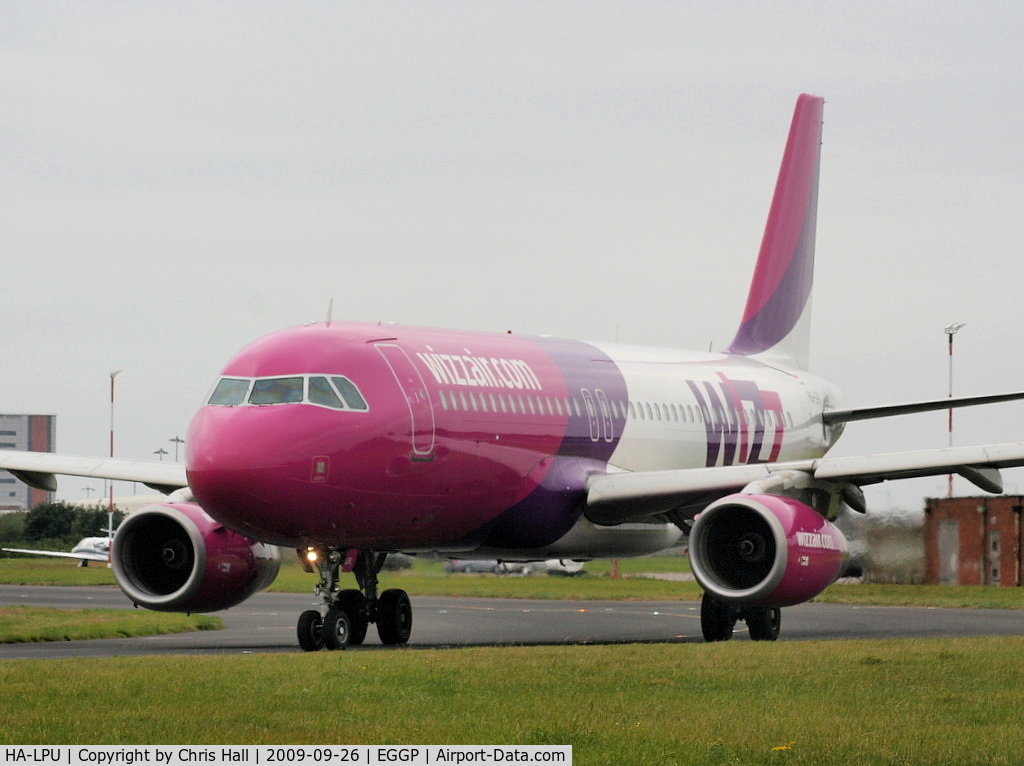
(3, 2, 1023, 509)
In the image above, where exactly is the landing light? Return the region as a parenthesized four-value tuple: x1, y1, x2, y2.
(306, 549, 318, 563)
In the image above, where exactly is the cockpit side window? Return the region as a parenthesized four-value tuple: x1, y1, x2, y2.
(333, 376, 369, 411)
(249, 377, 304, 405)
(208, 378, 251, 406)
(308, 376, 344, 409)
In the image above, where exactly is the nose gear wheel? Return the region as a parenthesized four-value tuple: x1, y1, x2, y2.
(296, 548, 412, 651)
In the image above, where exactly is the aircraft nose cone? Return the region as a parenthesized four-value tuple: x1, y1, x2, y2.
(186, 406, 314, 544)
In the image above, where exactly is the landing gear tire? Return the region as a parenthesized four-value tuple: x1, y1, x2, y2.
(323, 606, 352, 650)
(297, 609, 324, 652)
(377, 588, 412, 645)
(744, 607, 781, 641)
(700, 592, 737, 642)
(302, 548, 414, 650)
(338, 589, 368, 646)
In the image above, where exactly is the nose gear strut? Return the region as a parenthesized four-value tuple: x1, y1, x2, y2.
(296, 548, 412, 651)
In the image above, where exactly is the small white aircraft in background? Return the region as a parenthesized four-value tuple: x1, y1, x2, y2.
(3, 536, 111, 566)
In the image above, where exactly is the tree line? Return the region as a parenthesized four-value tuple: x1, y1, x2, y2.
(0, 502, 127, 554)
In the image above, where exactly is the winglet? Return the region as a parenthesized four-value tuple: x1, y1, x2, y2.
(726, 94, 824, 371)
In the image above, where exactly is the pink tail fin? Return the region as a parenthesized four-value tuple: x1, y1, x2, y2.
(726, 94, 824, 371)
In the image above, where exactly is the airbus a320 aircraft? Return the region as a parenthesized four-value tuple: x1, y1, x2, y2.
(4, 94, 1024, 650)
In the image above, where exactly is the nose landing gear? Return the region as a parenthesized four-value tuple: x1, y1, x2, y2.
(296, 548, 412, 651)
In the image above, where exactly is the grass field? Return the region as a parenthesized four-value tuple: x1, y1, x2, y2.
(2, 557, 1024, 761)
(4, 555, 1024, 608)
(0, 606, 221, 643)
(2, 637, 1024, 764)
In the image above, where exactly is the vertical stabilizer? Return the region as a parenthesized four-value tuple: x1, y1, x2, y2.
(726, 94, 823, 371)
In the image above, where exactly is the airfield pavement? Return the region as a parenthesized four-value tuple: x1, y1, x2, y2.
(1, 585, 1022, 659)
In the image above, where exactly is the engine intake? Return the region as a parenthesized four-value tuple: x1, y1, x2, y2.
(688, 493, 847, 607)
(112, 502, 280, 612)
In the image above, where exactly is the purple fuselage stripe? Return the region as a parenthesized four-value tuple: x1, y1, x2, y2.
(475, 338, 628, 549)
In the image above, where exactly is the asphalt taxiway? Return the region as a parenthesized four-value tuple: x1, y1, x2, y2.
(1, 585, 1021, 659)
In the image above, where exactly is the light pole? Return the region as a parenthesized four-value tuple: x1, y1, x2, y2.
(109, 370, 122, 541)
(170, 436, 184, 462)
(944, 323, 965, 498)
(154, 447, 169, 461)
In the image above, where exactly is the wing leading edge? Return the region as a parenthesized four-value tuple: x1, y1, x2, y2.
(585, 441, 1024, 525)
(0, 450, 187, 496)
(822, 391, 1024, 424)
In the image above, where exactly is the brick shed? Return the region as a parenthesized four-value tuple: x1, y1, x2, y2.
(924, 496, 1023, 586)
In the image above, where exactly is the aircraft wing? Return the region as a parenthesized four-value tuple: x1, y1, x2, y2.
(585, 441, 1024, 524)
(0, 450, 188, 495)
(822, 391, 1024, 424)
(1, 547, 110, 562)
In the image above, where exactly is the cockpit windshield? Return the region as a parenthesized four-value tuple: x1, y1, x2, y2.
(206, 375, 369, 411)
(208, 378, 251, 406)
(249, 377, 304, 405)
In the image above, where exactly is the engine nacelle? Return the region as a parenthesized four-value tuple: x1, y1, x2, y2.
(688, 493, 848, 608)
(111, 502, 280, 613)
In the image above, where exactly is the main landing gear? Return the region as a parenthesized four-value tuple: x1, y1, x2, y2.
(296, 549, 412, 651)
(700, 592, 781, 642)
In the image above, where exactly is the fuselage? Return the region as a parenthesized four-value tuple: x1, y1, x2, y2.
(185, 321, 844, 557)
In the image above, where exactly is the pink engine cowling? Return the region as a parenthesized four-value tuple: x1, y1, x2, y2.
(111, 502, 280, 613)
(688, 493, 848, 608)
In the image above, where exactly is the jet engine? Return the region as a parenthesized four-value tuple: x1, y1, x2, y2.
(688, 493, 848, 608)
(111, 502, 280, 613)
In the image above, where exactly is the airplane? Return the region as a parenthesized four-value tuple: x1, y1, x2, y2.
(1, 496, 156, 566)
(3, 92, 1024, 650)
(3, 537, 111, 565)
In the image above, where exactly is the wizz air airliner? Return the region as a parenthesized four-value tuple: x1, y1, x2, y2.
(4, 94, 1024, 649)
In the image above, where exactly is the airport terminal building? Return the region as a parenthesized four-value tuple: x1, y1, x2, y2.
(0, 414, 56, 511)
